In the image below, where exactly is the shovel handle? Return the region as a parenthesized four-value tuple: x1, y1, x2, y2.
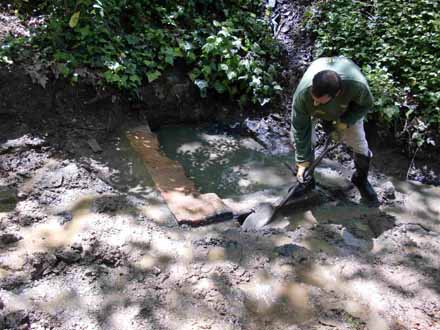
(277, 137, 338, 209)
(304, 136, 337, 181)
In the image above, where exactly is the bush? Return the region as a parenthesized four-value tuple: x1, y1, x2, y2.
(305, 0, 440, 148)
(1, 0, 282, 106)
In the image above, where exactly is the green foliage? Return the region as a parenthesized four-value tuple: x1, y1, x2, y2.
(1, 0, 282, 106)
(305, 0, 440, 147)
(189, 19, 281, 106)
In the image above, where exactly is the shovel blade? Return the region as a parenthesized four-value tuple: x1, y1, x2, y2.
(242, 203, 275, 230)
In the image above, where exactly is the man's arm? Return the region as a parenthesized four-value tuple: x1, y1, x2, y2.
(340, 81, 374, 125)
(291, 91, 313, 163)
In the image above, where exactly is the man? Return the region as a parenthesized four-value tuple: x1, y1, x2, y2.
(291, 56, 377, 201)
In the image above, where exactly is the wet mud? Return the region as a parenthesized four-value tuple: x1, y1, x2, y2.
(1, 110, 440, 330)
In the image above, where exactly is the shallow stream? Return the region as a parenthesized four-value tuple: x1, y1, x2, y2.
(157, 124, 295, 199)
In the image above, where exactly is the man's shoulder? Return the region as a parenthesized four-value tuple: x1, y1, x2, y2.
(309, 56, 366, 81)
(293, 86, 310, 104)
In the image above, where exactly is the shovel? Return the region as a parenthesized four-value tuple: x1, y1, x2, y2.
(242, 136, 337, 230)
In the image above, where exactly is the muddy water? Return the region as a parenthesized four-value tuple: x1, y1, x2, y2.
(0, 191, 16, 212)
(99, 131, 155, 190)
(157, 125, 294, 198)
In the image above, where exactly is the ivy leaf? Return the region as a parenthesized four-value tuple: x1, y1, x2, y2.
(194, 79, 208, 91)
(147, 70, 161, 83)
(201, 65, 212, 78)
(214, 81, 226, 93)
(219, 64, 229, 71)
(226, 71, 237, 80)
(69, 11, 81, 28)
(165, 55, 174, 65)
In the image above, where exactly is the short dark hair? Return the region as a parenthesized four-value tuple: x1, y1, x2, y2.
(312, 70, 342, 98)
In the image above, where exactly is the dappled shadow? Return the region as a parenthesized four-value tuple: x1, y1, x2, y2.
(1, 124, 440, 330)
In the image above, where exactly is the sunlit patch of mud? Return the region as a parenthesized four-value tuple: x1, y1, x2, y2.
(383, 179, 440, 231)
(242, 270, 313, 324)
(138, 197, 175, 225)
(297, 264, 390, 330)
(0, 267, 11, 280)
(17, 196, 95, 253)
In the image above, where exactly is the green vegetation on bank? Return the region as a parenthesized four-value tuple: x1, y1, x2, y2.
(306, 0, 440, 148)
(1, 1, 282, 106)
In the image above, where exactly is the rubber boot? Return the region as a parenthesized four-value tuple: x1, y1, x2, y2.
(351, 152, 378, 202)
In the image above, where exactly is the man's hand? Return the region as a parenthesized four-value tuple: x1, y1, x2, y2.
(296, 161, 310, 183)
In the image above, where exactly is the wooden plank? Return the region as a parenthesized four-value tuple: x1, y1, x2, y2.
(127, 127, 232, 225)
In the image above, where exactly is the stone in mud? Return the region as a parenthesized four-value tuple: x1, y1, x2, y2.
(56, 211, 73, 225)
(0, 233, 22, 245)
(3, 312, 29, 330)
(1, 134, 45, 150)
(17, 215, 36, 226)
(275, 244, 310, 261)
(27, 252, 58, 280)
(55, 248, 82, 264)
(340, 228, 371, 250)
(381, 181, 396, 200)
(16, 191, 28, 200)
(92, 194, 131, 213)
(315, 167, 352, 191)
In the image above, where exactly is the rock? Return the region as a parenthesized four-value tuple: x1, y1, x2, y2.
(92, 195, 129, 213)
(382, 181, 396, 199)
(16, 191, 28, 200)
(315, 167, 352, 191)
(281, 24, 291, 33)
(55, 248, 81, 264)
(0, 233, 22, 245)
(268, 0, 277, 8)
(274, 244, 310, 261)
(1, 310, 29, 330)
(28, 253, 58, 280)
(18, 215, 35, 226)
(56, 211, 73, 225)
(341, 228, 370, 250)
(1, 134, 45, 150)
(71, 243, 83, 252)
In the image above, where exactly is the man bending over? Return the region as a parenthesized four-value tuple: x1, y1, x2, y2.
(291, 56, 377, 202)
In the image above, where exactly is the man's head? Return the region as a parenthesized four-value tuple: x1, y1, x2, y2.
(311, 70, 342, 106)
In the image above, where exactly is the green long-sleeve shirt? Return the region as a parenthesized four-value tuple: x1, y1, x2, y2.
(291, 56, 374, 163)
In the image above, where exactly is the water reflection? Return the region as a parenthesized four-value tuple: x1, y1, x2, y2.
(157, 125, 294, 198)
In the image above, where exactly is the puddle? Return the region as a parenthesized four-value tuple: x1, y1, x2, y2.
(157, 125, 294, 198)
(95, 130, 155, 192)
(0, 188, 17, 212)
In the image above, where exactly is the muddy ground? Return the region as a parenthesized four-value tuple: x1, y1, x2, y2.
(1, 108, 440, 330)
(1, 2, 440, 330)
